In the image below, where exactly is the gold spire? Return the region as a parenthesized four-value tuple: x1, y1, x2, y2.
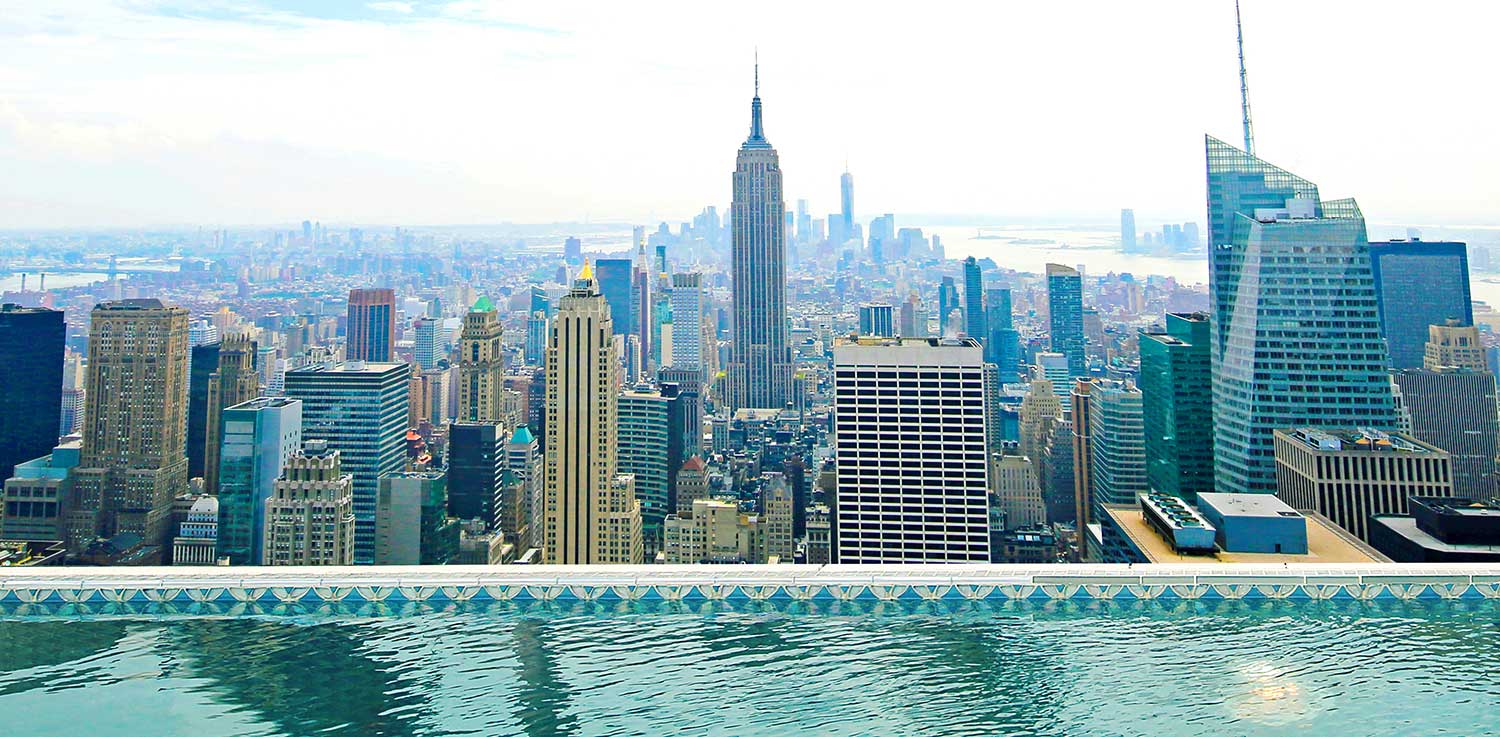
(579, 258, 593, 280)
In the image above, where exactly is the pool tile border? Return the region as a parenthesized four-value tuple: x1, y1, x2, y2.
(3, 564, 1500, 615)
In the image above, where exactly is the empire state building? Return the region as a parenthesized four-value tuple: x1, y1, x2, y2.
(726, 66, 792, 411)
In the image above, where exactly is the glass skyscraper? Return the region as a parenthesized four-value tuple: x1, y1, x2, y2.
(1045, 264, 1086, 376)
(215, 397, 302, 565)
(962, 257, 986, 341)
(0, 305, 64, 482)
(1139, 312, 1212, 501)
(1368, 240, 1472, 369)
(1206, 136, 1398, 493)
(594, 258, 635, 338)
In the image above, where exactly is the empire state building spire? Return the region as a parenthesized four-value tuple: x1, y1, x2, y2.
(744, 54, 770, 150)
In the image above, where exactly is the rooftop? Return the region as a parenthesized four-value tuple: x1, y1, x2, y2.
(1278, 427, 1443, 454)
(1103, 504, 1385, 564)
(1196, 492, 1303, 520)
(1371, 516, 1500, 555)
(287, 360, 408, 375)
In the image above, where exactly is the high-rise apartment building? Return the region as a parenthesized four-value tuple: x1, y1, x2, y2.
(263, 444, 355, 566)
(1368, 240, 1471, 369)
(346, 288, 396, 362)
(544, 263, 643, 564)
(726, 72, 793, 411)
(1392, 368, 1499, 499)
(0, 304, 64, 482)
(832, 337, 990, 563)
(283, 360, 409, 564)
(458, 296, 506, 422)
(1045, 264, 1086, 377)
(215, 397, 301, 565)
(1274, 427, 1451, 542)
(68, 299, 191, 560)
(1206, 137, 1398, 493)
(1139, 312, 1213, 501)
(203, 334, 259, 496)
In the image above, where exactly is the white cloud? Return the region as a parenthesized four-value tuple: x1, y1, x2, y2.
(367, 1, 415, 14)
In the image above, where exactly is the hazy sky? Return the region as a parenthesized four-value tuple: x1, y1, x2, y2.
(1, 0, 1496, 230)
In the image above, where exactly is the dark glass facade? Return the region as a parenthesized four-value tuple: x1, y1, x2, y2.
(1368, 240, 1472, 369)
(0, 305, 64, 480)
(1139, 313, 1213, 501)
(447, 422, 505, 527)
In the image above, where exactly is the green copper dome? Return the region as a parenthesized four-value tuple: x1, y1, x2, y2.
(471, 295, 496, 313)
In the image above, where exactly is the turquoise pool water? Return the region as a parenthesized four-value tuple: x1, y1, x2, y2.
(2, 600, 1497, 736)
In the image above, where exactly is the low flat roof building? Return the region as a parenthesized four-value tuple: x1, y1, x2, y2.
(1274, 427, 1451, 542)
(1370, 497, 1500, 562)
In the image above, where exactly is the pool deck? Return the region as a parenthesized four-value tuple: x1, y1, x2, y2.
(3, 564, 1500, 607)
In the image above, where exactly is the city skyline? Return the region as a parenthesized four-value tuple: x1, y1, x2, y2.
(2, 1, 1498, 229)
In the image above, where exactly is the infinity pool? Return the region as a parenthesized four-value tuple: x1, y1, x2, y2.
(2, 598, 1497, 736)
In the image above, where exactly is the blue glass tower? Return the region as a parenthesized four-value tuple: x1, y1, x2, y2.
(1368, 240, 1472, 369)
(963, 257, 986, 341)
(1045, 264, 1086, 376)
(1206, 136, 1397, 493)
(594, 258, 635, 338)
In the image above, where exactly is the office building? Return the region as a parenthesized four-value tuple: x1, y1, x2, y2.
(187, 342, 221, 479)
(413, 316, 442, 370)
(962, 257, 986, 340)
(619, 385, 671, 551)
(346, 288, 395, 362)
(1274, 427, 1451, 542)
(0, 305, 64, 483)
(1093, 490, 1382, 564)
(1045, 264, 1086, 376)
(858, 303, 894, 337)
(564, 235, 582, 264)
(762, 472, 794, 562)
(458, 296, 506, 422)
(59, 353, 85, 437)
(544, 263, 643, 564)
(832, 337, 990, 562)
(263, 445, 356, 566)
(667, 272, 708, 380)
(203, 334, 259, 496)
(447, 421, 505, 529)
(68, 299, 191, 560)
(990, 449, 1045, 530)
(1424, 320, 1487, 371)
(506, 424, 542, 552)
(283, 360, 409, 564)
(594, 258, 635, 337)
(726, 71, 793, 411)
(1, 439, 79, 541)
(1370, 496, 1500, 563)
(375, 470, 459, 565)
(525, 311, 548, 367)
(840, 169, 854, 244)
(938, 277, 959, 336)
(1368, 240, 1471, 369)
(1390, 368, 1498, 499)
(1120, 208, 1137, 252)
(1089, 381, 1147, 519)
(215, 397, 301, 565)
(675, 456, 708, 516)
(170, 496, 219, 566)
(662, 499, 743, 564)
(1139, 312, 1213, 501)
(805, 503, 831, 564)
(1019, 379, 1062, 484)
(1205, 137, 1398, 493)
(1070, 378, 1097, 530)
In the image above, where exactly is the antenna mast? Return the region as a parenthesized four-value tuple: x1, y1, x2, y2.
(1236, 0, 1255, 155)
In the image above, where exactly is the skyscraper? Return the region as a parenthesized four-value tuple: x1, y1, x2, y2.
(1274, 428, 1450, 542)
(1393, 368, 1499, 499)
(444, 421, 505, 528)
(1045, 264, 1086, 376)
(832, 337, 990, 563)
(186, 341, 219, 480)
(619, 385, 670, 552)
(1424, 320, 1487, 371)
(506, 424, 543, 552)
(726, 66, 793, 411)
(413, 316, 442, 370)
(594, 258, 635, 339)
(1368, 240, 1472, 369)
(544, 263, 643, 564)
(0, 305, 64, 482)
(203, 334, 259, 496)
(962, 257, 986, 340)
(1120, 208, 1137, 252)
(375, 470, 458, 565)
(1206, 137, 1398, 493)
(346, 288, 396, 363)
(263, 444, 355, 566)
(283, 360, 409, 564)
(458, 296, 505, 422)
(937, 277, 959, 337)
(667, 272, 707, 378)
(215, 397, 301, 565)
(67, 299, 190, 559)
(1139, 313, 1213, 501)
(525, 311, 548, 367)
(984, 288, 1021, 384)
(857, 303, 894, 337)
(840, 168, 854, 244)
(1088, 380, 1146, 520)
